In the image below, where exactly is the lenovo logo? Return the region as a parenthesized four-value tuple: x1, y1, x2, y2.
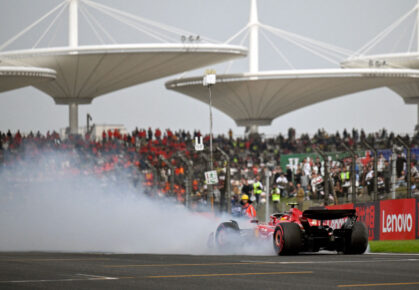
(382, 210, 413, 233)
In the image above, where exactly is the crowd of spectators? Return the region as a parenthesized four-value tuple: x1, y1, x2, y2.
(1, 127, 418, 209)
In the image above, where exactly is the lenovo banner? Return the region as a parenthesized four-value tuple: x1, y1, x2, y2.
(379, 199, 416, 240)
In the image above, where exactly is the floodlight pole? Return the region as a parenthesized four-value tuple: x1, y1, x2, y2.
(209, 86, 214, 172)
(203, 70, 216, 204)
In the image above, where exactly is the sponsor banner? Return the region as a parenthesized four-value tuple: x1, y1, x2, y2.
(281, 149, 419, 173)
(417, 198, 419, 239)
(355, 202, 379, 241)
(280, 151, 368, 173)
(380, 199, 416, 240)
(325, 198, 418, 240)
(377, 148, 419, 161)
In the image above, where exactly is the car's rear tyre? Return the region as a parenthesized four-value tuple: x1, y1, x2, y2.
(344, 221, 368, 254)
(273, 223, 302, 255)
(215, 221, 240, 250)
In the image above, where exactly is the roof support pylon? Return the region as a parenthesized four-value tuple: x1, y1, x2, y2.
(249, 0, 259, 73)
(69, 0, 78, 47)
(69, 103, 79, 134)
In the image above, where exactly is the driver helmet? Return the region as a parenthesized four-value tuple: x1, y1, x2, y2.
(241, 194, 249, 203)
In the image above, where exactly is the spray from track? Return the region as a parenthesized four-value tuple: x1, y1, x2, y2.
(0, 150, 274, 255)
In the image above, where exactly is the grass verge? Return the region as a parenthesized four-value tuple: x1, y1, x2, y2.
(369, 240, 419, 253)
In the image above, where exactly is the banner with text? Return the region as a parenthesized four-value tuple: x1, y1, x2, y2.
(327, 198, 418, 240)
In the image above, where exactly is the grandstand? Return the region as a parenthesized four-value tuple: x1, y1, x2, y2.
(1, 127, 417, 214)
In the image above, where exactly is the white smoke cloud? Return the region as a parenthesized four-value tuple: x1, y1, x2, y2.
(0, 150, 275, 255)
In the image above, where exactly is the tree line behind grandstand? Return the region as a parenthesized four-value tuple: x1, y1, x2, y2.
(0, 127, 418, 211)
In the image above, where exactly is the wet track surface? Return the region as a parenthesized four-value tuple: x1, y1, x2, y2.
(0, 252, 418, 289)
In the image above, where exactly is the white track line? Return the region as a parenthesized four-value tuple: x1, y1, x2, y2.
(0, 273, 119, 284)
(366, 252, 419, 256)
(240, 258, 419, 264)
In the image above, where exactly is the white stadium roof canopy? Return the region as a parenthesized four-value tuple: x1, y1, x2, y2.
(166, 69, 419, 126)
(0, 44, 246, 104)
(0, 66, 56, 93)
(167, 0, 419, 131)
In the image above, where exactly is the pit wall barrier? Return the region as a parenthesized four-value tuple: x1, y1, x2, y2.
(326, 198, 419, 240)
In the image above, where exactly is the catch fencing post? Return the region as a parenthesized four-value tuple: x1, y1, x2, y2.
(159, 155, 175, 196)
(200, 152, 213, 205)
(391, 145, 397, 199)
(144, 160, 158, 188)
(313, 147, 330, 206)
(216, 146, 231, 214)
(396, 136, 412, 198)
(177, 152, 193, 208)
(265, 167, 270, 223)
(341, 142, 357, 204)
(362, 141, 378, 201)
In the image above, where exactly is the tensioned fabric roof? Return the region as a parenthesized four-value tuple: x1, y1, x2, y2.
(0, 43, 247, 104)
(166, 68, 419, 126)
(0, 66, 56, 93)
(341, 52, 419, 70)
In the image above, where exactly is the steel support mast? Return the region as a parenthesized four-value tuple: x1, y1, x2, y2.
(69, 0, 79, 135)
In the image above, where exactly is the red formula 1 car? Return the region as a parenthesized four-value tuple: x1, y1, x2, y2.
(210, 204, 368, 255)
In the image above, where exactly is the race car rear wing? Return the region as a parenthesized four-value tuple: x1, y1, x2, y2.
(302, 209, 356, 220)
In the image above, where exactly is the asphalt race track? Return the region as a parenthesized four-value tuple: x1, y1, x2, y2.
(0, 252, 418, 289)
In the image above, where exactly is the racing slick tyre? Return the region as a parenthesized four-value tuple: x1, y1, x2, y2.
(344, 221, 368, 254)
(273, 223, 302, 255)
(215, 221, 240, 251)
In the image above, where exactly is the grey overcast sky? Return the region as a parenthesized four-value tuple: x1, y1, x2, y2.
(0, 0, 417, 136)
